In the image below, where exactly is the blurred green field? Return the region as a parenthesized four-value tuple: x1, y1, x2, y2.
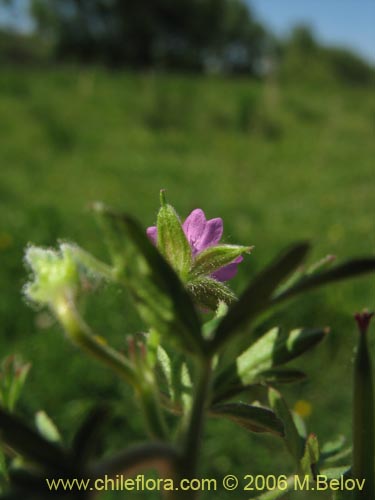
(0, 67, 374, 499)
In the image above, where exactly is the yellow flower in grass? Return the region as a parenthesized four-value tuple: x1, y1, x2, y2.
(294, 399, 312, 418)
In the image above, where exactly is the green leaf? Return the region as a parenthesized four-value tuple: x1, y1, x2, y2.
(210, 242, 310, 352)
(212, 327, 325, 400)
(268, 388, 304, 464)
(156, 346, 174, 400)
(157, 191, 192, 281)
(320, 466, 351, 480)
(237, 327, 328, 385)
(300, 433, 320, 478)
(186, 277, 237, 311)
(190, 244, 253, 278)
(93, 205, 205, 356)
(0, 407, 69, 472)
(35, 411, 61, 444)
(211, 402, 284, 437)
(320, 435, 347, 462)
(272, 257, 375, 305)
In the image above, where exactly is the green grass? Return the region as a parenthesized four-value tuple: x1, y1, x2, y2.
(0, 67, 374, 499)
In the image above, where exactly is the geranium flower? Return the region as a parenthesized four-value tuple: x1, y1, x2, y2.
(147, 208, 243, 282)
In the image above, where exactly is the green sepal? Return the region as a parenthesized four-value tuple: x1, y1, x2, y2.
(186, 277, 237, 311)
(190, 244, 253, 278)
(211, 402, 284, 437)
(93, 204, 205, 356)
(156, 190, 192, 281)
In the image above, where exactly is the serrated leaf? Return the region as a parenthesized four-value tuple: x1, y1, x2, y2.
(0, 407, 69, 472)
(35, 411, 61, 444)
(93, 205, 205, 356)
(186, 277, 237, 311)
(211, 402, 284, 437)
(237, 326, 328, 385)
(190, 245, 252, 278)
(268, 388, 304, 463)
(211, 242, 310, 352)
(157, 191, 192, 280)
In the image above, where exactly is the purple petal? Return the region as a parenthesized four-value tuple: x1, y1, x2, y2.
(212, 256, 243, 282)
(146, 226, 157, 245)
(182, 209, 207, 254)
(195, 218, 223, 252)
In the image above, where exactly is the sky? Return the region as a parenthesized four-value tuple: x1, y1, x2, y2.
(0, 0, 374, 63)
(248, 0, 375, 63)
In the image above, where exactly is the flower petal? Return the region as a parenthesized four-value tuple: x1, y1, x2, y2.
(146, 226, 157, 244)
(182, 209, 207, 252)
(196, 217, 223, 252)
(212, 256, 243, 282)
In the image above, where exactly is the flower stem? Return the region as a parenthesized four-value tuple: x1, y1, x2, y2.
(176, 357, 212, 500)
(353, 326, 374, 499)
(54, 296, 168, 440)
(54, 296, 137, 386)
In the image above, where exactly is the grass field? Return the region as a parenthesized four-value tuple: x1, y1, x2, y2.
(0, 67, 374, 498)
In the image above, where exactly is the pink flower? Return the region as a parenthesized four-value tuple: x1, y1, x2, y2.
(147, 208, 243, 282)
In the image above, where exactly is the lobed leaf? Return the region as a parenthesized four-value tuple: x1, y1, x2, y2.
(237, 326, 328, 385)
(212, 327, 325, 400)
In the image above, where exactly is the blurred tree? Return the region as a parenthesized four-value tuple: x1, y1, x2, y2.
(30, 0, 268, 73)
(279, 24, 373, 86)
